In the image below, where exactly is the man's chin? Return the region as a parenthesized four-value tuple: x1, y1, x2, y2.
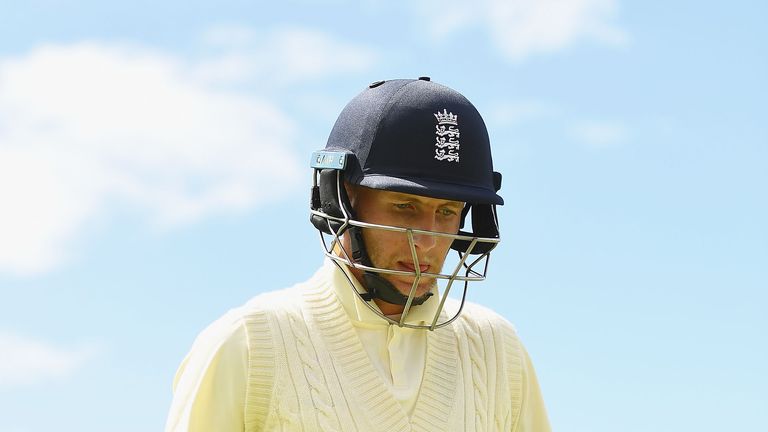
(390, 278, 436, 298)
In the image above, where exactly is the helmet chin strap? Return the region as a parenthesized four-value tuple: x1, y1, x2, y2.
(347, 225, 433, 306)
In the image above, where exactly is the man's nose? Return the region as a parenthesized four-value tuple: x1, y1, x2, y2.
(410, 214, 438, 251)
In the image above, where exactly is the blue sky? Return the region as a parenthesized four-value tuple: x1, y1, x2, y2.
(0, 1, 766, 431)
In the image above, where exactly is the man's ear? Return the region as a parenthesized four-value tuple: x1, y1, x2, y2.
(343, 182, 358, 207)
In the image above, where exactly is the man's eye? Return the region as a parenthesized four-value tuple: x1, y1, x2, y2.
(439, 208, 458, 216)
(394, 203, 413, 210)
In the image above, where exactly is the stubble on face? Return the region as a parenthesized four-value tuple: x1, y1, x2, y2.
(342, 185, 463, 311)
(360, 227, 441, 298)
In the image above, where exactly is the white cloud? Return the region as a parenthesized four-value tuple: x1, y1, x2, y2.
(571, 120, 627, 148)
(196, 26, 377, 85)
(419, 0, 627, 61)
(0, 331, 97, 387)
(0, 28, 377, 276)
(0, 38, 315, 275)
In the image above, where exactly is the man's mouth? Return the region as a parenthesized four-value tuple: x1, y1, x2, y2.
(398, 261, 430, 273)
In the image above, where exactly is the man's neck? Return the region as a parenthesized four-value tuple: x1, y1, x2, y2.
(373, 297, 404, 316)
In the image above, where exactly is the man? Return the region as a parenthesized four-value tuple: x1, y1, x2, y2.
(165, 78, 550, 431)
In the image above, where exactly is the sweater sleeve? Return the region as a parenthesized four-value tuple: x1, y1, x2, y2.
(514, 346, 551, 432)
(165, 311, 249, 432)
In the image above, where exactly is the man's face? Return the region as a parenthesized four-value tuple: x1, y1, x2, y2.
(345, 186, 464, 302)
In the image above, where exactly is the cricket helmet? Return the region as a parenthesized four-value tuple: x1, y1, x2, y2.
(309, 77, 503, 329)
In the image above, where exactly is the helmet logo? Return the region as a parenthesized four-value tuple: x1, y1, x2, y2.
(434, 109, 460, 162)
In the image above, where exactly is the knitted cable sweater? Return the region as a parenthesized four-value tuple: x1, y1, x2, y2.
(166, 261, 550, 432)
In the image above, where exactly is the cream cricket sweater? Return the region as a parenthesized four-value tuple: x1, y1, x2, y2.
(166, 260, 550, 431)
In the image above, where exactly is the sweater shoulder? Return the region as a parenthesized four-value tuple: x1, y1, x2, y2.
(186, 284, 304, 346)
(454, 299, 519, 337)
(177, 285, 303, 378)
(451, 299, 526, 366)
(239, 284, 305, 317)
(237, 265, 328, 317)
